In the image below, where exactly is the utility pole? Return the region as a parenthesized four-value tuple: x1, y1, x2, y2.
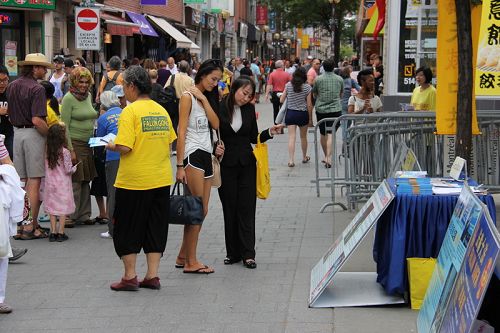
(328, 0, 340, 59)
(454, 0, 473, 165)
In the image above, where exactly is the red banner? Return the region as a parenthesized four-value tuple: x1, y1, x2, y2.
(256, 5, 268, 25)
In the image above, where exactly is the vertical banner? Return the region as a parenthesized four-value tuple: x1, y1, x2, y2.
(435, 0, 480, 135)
(301, 35, 309, 49)
(256, 5, 268, 26)
(475, 0, 500, 96)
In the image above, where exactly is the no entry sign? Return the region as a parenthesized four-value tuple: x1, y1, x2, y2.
(75, 7, 100, 50)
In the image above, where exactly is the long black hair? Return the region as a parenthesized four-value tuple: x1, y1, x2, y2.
(291, 67, 307, 93)
(40, 81, 60, 115)
(223, 76, 255, 123)
(195, 59, 224, 115)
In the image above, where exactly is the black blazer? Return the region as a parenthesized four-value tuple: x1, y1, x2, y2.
(217, 101, 272, 167)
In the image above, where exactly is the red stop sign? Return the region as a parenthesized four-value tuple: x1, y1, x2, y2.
(77, 9, 98, 31)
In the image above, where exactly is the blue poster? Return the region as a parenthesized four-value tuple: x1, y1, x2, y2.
(439, 214, 499, 333)
(417, 185, 485, 333)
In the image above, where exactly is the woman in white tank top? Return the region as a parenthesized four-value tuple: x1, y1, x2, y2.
(175, 59, 223, 274)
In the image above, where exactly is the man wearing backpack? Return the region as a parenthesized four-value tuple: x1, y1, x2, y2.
(96, 56, 123, 104)
(164, 60, 193, 155)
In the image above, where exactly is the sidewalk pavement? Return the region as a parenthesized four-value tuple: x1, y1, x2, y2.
(1, 100, 442, 332)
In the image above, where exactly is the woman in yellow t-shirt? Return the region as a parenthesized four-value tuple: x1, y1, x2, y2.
(106, 66, 176, 291)
(40, 81, 61, 127)
(410, 67, 436, 111)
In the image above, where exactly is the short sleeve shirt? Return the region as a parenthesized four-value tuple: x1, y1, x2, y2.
(6, 76, 47, 126)
(268, 68, 290, 92)
(114, 99, 176, 190)
(312, 72, 344, 114)
(410, 85, 436, 111)
(285, 82, 312, 111)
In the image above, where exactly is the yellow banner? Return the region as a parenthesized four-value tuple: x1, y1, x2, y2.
(475, 0, 500, 96)
(301, 35, 309, 49)
(436, 0, 480, 135)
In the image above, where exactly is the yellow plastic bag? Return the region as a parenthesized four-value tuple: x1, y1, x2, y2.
(253, 133, 270, 199)
(407, 257, 437, 310)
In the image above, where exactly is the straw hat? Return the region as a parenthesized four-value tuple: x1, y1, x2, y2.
(18, 53, 55, 69)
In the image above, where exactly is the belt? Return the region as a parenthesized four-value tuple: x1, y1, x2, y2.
(15, 125, 35, 129)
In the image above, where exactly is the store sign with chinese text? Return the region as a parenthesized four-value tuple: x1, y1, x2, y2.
(0, 0, 55, 10)
(475, 0, 500, 96)
(183, 0, 204, 4)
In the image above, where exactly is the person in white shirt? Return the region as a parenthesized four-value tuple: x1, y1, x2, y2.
(166, 57, 178, 75)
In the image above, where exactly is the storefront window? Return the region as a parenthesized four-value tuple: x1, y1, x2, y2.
(397, 0, 437, 93)
(0, 11, 23, 78)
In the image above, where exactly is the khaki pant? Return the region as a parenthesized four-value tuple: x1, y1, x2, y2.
(70, 181, 91, 222)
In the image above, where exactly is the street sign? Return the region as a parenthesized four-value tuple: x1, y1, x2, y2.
(75, 7, 100, 50)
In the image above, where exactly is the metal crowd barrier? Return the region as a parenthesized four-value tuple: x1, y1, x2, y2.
(312, 110, 500, 212)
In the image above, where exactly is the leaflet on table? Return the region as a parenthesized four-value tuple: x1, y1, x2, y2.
(88, 133, 116, 147)
(309, 180, 395, 306)
(439, 212, 500, 333)
(417, 184, 486, 333)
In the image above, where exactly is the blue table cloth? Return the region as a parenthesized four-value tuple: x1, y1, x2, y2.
(374, 192, 496, 296)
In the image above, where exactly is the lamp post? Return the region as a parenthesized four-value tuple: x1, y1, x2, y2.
(273, 32, 280, 59)
(220, 10, 230, 62)
(262, 25, 270, 61)
(328, 0, 340, 59)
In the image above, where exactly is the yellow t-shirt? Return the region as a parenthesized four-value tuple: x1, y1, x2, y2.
(410, 85, 436, 111)
(114, 99, 177, 190)
(47, 101, 60, 127)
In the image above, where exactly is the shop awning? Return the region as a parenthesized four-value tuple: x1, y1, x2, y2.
(101, 12, 140, 36)
(190, 42, 201, 54)
(146, 15, 194, 49)
(126, 11, 159, 37)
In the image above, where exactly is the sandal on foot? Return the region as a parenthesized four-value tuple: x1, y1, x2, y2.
(19, 229, 47, 240)
(302, 156, 311, 163)
(288, 162, 295, 167)
(223, 257, 242, 265)
(92, 216, 109, 225)
(175, 257, 185, 269)
(324, 162, 332, 169)
(183, 265, 214, 274)
(243, 259, 257, 269)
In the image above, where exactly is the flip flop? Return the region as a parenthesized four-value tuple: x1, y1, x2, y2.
(183, 265, 214, 274)
(302, 156, 311, 163)
(175, 263, 184, 269)
(288, 162, 295, 167)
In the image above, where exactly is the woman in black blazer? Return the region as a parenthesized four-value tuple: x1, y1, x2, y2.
(216, 76, 283, 269)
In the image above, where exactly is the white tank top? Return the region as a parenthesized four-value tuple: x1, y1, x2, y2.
(184, 92, 212, 158)
(49, 72, 65, 100)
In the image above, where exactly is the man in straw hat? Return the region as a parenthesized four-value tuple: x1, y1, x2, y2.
(7, 53, 54, 239)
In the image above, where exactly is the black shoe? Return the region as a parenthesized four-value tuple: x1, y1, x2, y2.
(9, 247, 28, 262)
(223, 257, 242, 265)
(57, 233, 68, 242)
(243, 259, 257, 269)
(49, 233, 57, 242)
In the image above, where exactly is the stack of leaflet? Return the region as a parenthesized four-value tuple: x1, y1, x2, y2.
(396, 177, 433, 195)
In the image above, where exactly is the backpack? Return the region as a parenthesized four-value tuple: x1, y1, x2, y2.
(163, 75, 179, 117)
(103, 71, 120, 92)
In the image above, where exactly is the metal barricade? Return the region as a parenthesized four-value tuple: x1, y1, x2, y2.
(313, 110, 500, 213)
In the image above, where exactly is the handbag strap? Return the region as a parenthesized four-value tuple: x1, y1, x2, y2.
(171, 182, 184, 196)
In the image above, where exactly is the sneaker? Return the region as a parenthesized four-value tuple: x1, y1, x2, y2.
(0, 303, 12, 314)
(38, 214, 50, 223)
(9, 247, 28, 262)
(49, 233, 58, 242)
(56, 233, 68, 242)
(100, 231, 112, 239)
(110, 276, 139, 291)
(139, 277, 161, 290)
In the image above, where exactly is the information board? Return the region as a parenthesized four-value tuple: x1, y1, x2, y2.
(309, 181, 395, 306)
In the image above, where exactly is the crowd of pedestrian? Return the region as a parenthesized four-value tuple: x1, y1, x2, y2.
(0, 49, 436, 311)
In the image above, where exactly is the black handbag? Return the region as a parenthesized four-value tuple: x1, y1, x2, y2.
(169, 182, 204, 225)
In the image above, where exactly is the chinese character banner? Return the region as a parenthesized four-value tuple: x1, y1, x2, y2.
(475, 0, 500, 96)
